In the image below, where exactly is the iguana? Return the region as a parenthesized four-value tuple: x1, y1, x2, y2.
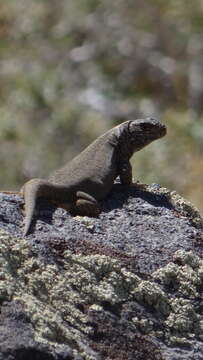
(3, 118, 167, 235)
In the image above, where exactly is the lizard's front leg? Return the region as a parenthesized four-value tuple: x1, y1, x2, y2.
(71, 191, 101, 217)
(119, 160, 132, 185)
(118, 161, 147, 189)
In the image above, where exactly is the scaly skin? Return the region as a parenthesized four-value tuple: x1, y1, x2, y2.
(2, 118, 167, 236)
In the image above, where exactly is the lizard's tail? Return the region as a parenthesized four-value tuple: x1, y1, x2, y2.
(22, 178, 49, 236)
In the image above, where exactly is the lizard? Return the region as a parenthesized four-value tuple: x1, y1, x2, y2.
(2, 118, 166, 236)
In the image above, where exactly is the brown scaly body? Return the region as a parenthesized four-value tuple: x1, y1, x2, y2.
(5, 118, 167, 235)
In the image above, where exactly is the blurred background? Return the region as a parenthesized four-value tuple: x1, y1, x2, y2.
(0, 0, 203, 213)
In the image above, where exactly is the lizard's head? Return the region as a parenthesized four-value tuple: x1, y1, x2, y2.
(125, 117, 166, 152)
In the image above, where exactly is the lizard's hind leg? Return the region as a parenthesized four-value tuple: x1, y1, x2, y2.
(72, 191, 101, 217)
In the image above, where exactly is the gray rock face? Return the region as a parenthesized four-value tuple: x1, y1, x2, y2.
(0, 183, 203, 359)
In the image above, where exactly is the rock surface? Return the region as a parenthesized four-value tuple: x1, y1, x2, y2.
(0, 183, 203, 359)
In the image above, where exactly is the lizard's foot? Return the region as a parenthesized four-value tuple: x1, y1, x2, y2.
(73, 199, 101, 217)
(131, 181, 148, 189)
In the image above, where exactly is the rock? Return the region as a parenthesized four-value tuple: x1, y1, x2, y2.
(0, 183, 203, 359)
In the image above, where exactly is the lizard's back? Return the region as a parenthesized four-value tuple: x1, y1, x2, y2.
(48, 131, 119, 199)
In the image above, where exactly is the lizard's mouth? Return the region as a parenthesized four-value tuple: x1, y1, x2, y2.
(144, 123, 167, 144)
(159, 124, 167, 138)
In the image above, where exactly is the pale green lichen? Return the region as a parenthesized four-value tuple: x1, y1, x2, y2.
(0, 229, 140, 355)
(132, 280, 170, 316)
(1, 228, 203, 354)
(173, 249, 201, 268)
(132, 317, 153, 334)
(153, 251, 203, 299)
(165, 298, 198, 332)
(152, 250, 203, 342)
(146, 184, 203, 229)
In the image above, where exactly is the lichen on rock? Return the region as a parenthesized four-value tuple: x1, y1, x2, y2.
(0, 184, 203, 359)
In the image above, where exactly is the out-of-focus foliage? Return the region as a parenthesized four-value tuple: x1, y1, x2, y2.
(0, 0, 203, 212)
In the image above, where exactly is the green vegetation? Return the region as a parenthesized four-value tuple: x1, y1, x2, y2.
(0, 0, 203, 212)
